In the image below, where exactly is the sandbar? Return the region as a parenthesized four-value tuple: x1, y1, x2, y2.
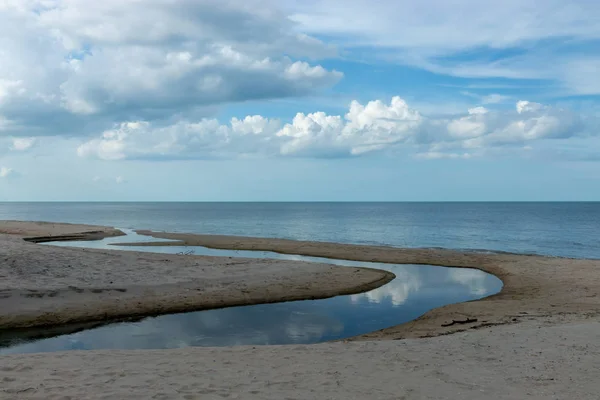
(0, 221, 393, 330)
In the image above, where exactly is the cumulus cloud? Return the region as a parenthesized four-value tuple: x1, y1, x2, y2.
(77, 118, 283, 160)
(77, 97, 424, 160)
(77, 97, 591, 161)
(0, 0, 341, 138)
(279, 97, 422, 156)
(115, 176, 126, 184)
(454, 101, 584, 150)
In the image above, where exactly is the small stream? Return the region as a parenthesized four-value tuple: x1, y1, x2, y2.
(0, 230, 502, 353)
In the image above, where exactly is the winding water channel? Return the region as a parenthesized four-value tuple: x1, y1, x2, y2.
(0, 231, 502, 354)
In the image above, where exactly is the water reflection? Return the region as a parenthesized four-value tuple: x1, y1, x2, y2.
(447, 268, 493, 296)
(351, 268, 422, 306)
(0, 231, 503, 354)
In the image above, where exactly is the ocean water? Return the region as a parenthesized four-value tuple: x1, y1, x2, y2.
(0, 202, 598, 258)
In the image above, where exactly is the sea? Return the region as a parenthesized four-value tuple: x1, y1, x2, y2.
(0, 202, 598, 259)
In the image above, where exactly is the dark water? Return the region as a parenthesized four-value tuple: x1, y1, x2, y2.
(0, 231, 502, 354)
(0, 202, 598, 258)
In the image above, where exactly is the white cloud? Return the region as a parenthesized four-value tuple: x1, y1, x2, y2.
(446, 109, 488, 139)
(289, 0, 600, 51)
(0, 0, 341, 138)
(0, 167, 15, 178)
(278, 97, 422, 156)
(77, 96, 593, 161)
(77, 117, 283, 160)
(436, 101, 584, 153)
(10, 137, 36, 151)
(516, 100, 544, 114)
(287, 0, 600, 94)
(115, 176, 126, 184)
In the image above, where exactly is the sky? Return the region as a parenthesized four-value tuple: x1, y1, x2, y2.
(1, 0, 599, 201)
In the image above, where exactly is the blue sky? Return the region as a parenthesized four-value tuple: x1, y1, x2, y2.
(1, 0, 599, 201)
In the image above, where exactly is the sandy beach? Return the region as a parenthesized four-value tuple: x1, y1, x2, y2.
(1, 221, 600, 399)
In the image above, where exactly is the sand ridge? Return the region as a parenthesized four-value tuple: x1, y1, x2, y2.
(0, 220, 125, 241)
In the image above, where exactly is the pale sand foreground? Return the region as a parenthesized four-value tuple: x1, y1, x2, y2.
(0, 221, 392, 329)
(2, 319, 599, 399)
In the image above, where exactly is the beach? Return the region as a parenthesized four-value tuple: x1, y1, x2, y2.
(3, 0, 599, 397)
(1, 220, 600, 399)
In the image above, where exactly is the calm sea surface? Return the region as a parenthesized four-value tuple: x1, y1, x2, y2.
(0, 202, 598, 258)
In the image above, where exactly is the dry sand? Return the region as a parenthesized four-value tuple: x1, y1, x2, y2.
(2, 221, 600, 399)
(2, 319, 599, 399)
(0, 221, 393, 330)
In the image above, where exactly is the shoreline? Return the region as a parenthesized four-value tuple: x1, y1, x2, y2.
(2, 222, 600, 340)
(121, 229, 600, 339)
(0, 221, 394, 331)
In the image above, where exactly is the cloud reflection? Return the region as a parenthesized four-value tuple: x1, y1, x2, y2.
(1, 302, 345, 354)
(447, 268, 492, 296)
(350, 269, 422, 306)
